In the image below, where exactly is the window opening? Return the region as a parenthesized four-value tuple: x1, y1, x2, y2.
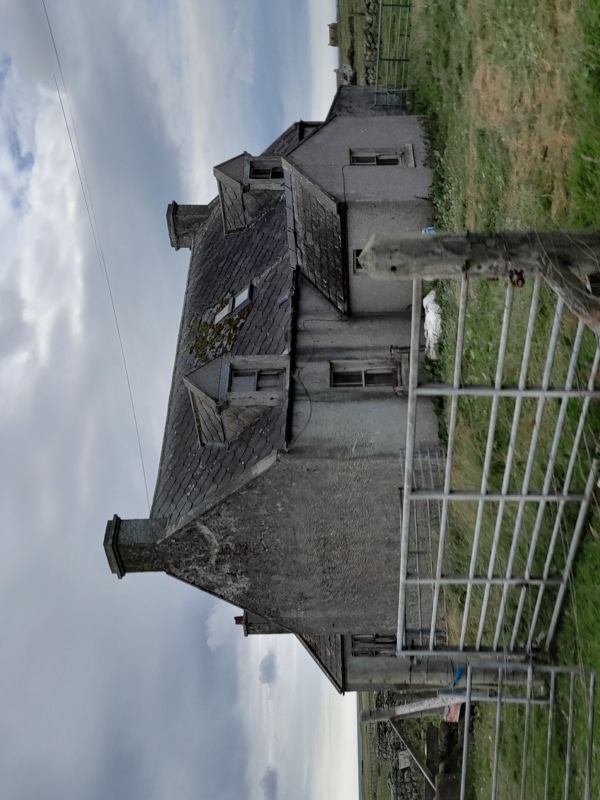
(349, 146, 414, 167)
(353, 249, 364, 272)
(331, 363, 397, 387)
(230, 368, 284, 393)
(214, 299, 233, 324)
(249, 165, 284, 180)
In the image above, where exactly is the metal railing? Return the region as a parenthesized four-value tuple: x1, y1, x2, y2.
(395, 274, 599, 655)
(360, 229, 600, 798)
(374, 1, 412, 109)
(459, 664, 596, 800)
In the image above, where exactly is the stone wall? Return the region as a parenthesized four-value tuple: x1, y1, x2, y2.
(362, 0, 380, 86)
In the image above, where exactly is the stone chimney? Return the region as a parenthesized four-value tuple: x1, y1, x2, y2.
(166, 202, 212, 250)
(104, 515, 167, 578)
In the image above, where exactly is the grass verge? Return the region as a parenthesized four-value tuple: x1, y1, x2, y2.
(405, 0, 600, 795)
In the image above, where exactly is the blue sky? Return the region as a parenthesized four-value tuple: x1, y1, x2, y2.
(0, 2, 358, 798)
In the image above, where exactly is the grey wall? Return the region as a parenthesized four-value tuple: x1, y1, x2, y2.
(165, 455, 407, 635)
(291, 278, 438, 457)
(289, 114, 432, 313)
(288, 115, 430, 202)
(347, 200, 432, 313)
(329, 85, 407, 116)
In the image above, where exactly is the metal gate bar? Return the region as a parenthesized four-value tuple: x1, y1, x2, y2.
(374, 0, 413, 109)
(395, 272, 599, 655)
(458, 664, 596, 800)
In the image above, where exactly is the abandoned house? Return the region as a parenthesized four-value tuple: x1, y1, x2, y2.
(104, 85, 445, 693)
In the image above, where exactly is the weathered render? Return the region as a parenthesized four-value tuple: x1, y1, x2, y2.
(105, 86, 442, 693)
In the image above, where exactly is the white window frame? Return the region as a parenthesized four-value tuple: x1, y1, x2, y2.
(229, 368, 285, 393)
(220, 356, 290, 406)
(330, 361, 399, 388)
(349, 144, 415, 167)
(214, 284, 254, 324)
(249, 164, 284, 180)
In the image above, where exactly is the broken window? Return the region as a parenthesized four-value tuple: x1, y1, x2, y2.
(349, 144, 415, 167)
(353, 249, 364, 272)
(249, 163, 284, 180)
(330, 362, 397, 388)
(230, 368, 285, 393)
(214, 284, 254, 324)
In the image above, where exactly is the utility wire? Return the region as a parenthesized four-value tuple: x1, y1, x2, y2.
(41, 0, 152, 512)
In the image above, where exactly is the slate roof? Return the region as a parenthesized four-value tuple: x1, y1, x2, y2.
(216, 122, 321, 236)
(262, 120, 316, 157)
(150, 124, 350, 693)
(283, 163, 348, 314)
(217, 182, 276, 235)
(151, 195, 293, 527)
(297, 634, 345, 693)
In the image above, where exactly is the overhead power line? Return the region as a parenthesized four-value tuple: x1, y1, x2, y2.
(41, 0, 152, 513)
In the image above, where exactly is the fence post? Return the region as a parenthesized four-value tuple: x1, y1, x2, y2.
(359, 230, 600, 336)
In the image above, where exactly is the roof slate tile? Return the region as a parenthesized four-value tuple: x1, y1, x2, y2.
(151, 197, 293, 527)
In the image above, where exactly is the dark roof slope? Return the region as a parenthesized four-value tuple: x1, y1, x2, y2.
(217, 182, 276, 235)
(151, 195, 293, 527)
(283, 163, 348, 314)
(217, 122, 322, 235)
(262, 120, 320, 157)
(297, 634, 344, 693)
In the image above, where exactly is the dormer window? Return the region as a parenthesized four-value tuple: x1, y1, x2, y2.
(221, 356, 289, 406)
(249, 164, 284, 180)
(230, 368, 285, 392)
(245, 157, 285, 187)
(214, 284, 254, 323)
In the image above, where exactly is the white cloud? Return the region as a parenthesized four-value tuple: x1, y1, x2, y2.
(0, 72, 85, 416)
(0, 2, 358, 799)
(307, 0, 339, 119)
(206, 599, 240, 652)
(258, 650, 278, 685)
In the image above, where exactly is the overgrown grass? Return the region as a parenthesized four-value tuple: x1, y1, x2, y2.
(337, 0, 368, 82)
(403, 0, 600, 795)
(359, 692, 391, 800)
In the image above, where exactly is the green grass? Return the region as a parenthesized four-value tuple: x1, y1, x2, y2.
(337, 0, 369, 83)
(400, 0, 600, 795)
(359, 692, 392, 800)
(431, 277, 599, 798)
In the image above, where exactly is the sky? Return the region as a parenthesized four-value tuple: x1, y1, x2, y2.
(0, 2, 359, 798)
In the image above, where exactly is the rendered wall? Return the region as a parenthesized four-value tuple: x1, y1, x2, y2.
(291, 278, 438, 458)
(347, 200, 432, 313)
(289, 113, 432, 313)
(288, 114, 430, 202)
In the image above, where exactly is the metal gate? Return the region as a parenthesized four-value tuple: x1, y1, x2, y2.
(360, 229, 600, 798)
(397, 273, 599, 656)
(373, 1, 413, 110)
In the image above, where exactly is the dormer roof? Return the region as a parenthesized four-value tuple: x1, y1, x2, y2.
(213, 121, 322, 234)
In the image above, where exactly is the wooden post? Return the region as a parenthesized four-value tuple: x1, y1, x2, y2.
(359, 230, 600, 337)
(361, 694, 465, 723)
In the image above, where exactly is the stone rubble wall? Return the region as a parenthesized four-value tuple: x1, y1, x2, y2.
(373, 691, 424, 800)
(363, 0, 380, 86)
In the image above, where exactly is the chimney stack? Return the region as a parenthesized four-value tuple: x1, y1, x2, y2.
(104, 515, 167, 578)
(166, 202, 212, 250)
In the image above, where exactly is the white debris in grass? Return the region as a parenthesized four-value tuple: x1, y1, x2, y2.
(423, 290, 442, 361)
